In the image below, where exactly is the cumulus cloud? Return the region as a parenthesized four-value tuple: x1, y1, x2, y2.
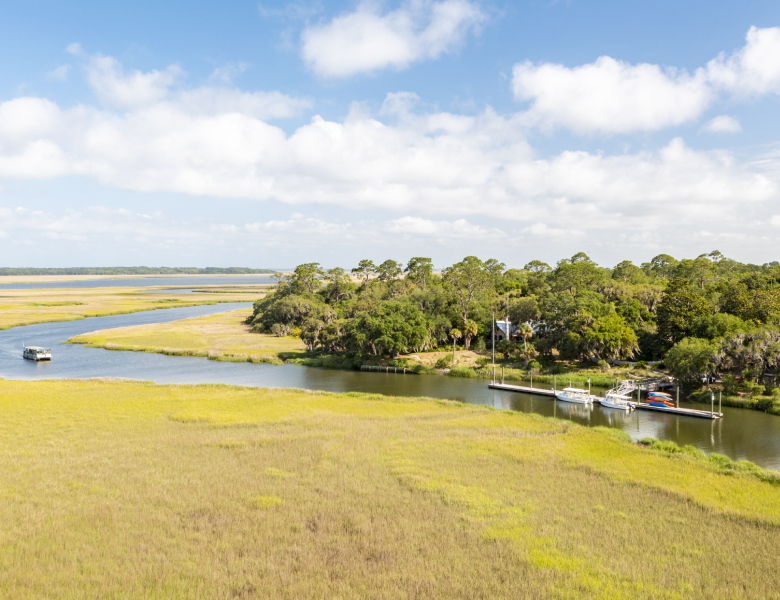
(85, 54, 183, 107)
(0, 53, 779, 258)
(702, 115, 742, 133)
(706, 26, 780, 96)
(512, 26, 780, 134)
(301, 0, 485, 77)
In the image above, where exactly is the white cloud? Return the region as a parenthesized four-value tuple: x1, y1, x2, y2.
(46, 64, 71, 81)
(706, 26, 780, 96)
(1, 53, 779, 259)
(702, 114, 742, 133)
(85, 54, 183, 107)
(512, 57, 711, 134)
(511, 26, 780, 134)
(301, 0, 485, 77)
(771, 215, 780, 227)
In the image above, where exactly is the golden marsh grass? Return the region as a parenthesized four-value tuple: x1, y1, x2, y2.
(0, 379, 779, 598)
(68, 309, 305, 363)
(0, 287, 261, 330)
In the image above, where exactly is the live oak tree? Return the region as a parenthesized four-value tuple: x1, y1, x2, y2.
(404, 257, 433, 290)
(442, 256, 503, 334)
(656, 278, 711, 350)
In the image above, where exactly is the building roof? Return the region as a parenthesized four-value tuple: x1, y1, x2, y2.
(495, 320, 516, 336)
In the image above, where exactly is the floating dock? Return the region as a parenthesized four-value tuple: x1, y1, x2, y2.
(488, 382, 722, 419)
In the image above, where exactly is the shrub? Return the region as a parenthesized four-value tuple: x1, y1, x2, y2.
(551, 363, 565, 375)
(290, 326, 302, 337)
(528, 360, 542, 371)
(474, 337, 487, 351)
(448, 367, 477, 378)
(435, 355, 453, 368)
(270, 323, 291, 337)
(475, 357, 491, 367)
(597, 359, 610, 372)
(655, 361, 666, 369)
(635, 360, 648, 369)
(722, 375, 740, 396)
(752, 396, 776, 412)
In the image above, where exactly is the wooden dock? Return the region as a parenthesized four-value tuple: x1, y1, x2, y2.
(488, 383, 722, 419)
(488, 383, 555, 396)
(634, 403, 722, 419)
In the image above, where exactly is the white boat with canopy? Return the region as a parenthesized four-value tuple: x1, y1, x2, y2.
(601, 393, 634, 411)
(555, 387, 593, 404)
(23, 346, 51, 361)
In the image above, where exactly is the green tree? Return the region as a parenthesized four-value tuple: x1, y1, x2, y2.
(656, 278, 711, 349)
(508, 296, 540, 325)
(442, 256, 495, 331)
(666, 337, 717, 389)
(674, 257, 717, 290)
(516, 322, 534, 367)
(524, 260, 551, 273)
(648, 254, 679, 279)
(462, 320, 479, 350)
(581, 314, 639, 361)
(377, 259, 403, 282)
(321, 267, 354, 303)
(550, 259, 606, 296)
(496, 338, 514, 361)
(345, 301, 431, 357)
(277, 263, 324, 295)
(404, 257, 433, 289)
(352, 260, 377, 290)
(612, 260, 645, 284)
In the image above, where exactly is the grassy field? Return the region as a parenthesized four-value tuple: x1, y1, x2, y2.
(0, 379, 779, 598)
(68, 309, 305, 364)
(0, 287, 261, 330)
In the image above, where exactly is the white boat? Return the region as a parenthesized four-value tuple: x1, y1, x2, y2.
(601, 393, 634, 411)
(555, 387, 593, 404)
(23, 346, 51, 361)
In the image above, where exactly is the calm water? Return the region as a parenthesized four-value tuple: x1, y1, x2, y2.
(0, 275, 277, 290)
(2, 303, 780, 470)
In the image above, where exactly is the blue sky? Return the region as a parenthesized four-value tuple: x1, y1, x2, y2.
(1, 0, 780, 269)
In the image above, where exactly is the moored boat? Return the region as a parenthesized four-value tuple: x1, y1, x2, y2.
(601, 393, 634, 411)
(555, 387, 593, 404)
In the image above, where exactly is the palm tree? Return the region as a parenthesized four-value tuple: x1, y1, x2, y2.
(450, 328, 462, 366)
(463, 320, 479, 350)
(516, 322, 534, 367)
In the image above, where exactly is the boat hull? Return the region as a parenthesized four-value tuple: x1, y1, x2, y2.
(600, 400, 631, 410)
(555, 392, 592, 404)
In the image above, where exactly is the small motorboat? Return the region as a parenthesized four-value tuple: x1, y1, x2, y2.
(555, 387, 594, 404)
(601, 393, 634, 411)
(23, 346, 52, 361)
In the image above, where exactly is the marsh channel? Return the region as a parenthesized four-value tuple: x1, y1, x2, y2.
(2, 300, 780, 471)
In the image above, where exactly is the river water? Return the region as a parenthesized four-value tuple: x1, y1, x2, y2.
(2, 302, 780, 470)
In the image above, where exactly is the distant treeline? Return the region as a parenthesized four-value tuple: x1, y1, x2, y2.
(0, 267, 277, 276)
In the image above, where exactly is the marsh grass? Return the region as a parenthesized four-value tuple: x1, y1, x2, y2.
(68, 309, 304, 363)
(0, 287, 260, 330)
(1, 379, 779, 598)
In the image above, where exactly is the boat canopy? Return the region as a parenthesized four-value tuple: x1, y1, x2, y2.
(606, 393, 631, 400)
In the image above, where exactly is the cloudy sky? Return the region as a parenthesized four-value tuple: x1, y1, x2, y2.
(1, 0, 780, 269)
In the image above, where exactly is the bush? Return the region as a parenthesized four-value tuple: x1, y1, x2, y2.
(635, 360, 648, 369)
(551, 363, 565, 375)
(655, 361, 666, 369)
(722, 375, 740, 396)
(290, 326, 302, 337)
(528, 360, 542, 371)
(270, 323, 291, 337)
(475, 357, 491, 367)
(752, 396, 776, 412)
(435, 355, 453, 368)
(474, 337, 487, 352)
(448, 367, 477, 378)
(597, 359, 610, 372)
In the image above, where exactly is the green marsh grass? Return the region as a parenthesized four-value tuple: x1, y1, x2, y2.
(68, 309, 305, 363)
(1, 379, 779, 598)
